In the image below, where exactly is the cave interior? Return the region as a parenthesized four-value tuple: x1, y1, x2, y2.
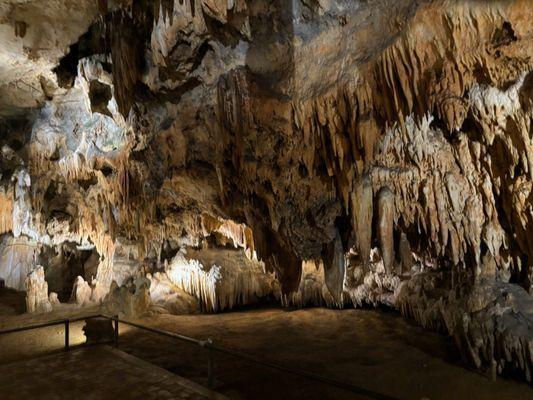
(0, 0, 532, 399)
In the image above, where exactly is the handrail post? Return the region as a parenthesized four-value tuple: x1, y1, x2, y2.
(113, 315, 119, 347)
(64, 319, 70, 351)
(207, 338, 214, 389)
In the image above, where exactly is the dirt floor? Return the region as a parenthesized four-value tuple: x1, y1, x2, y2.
(116, 308, 533, 400)
(0, 287, 532, 400)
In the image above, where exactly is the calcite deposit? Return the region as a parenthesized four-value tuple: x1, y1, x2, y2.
(0, 0, 531, 381)
(25, 266, 53, 314)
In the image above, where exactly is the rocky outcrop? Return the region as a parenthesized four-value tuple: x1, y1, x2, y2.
(398, 272, 533, 382)
(102, 277, 152, 318)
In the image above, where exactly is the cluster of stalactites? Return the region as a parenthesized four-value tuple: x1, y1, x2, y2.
(0, 186, 13, 236)
(164, 250, 277, 312)
(283, 1, 532, 273)
(152, 0, 248, 27)
(283, 261, 336, 308)
(371, 68, 532, 275)
(200, 213, 256, 259)
(0, 163, 117, 302)
(284, 247, 404, 310)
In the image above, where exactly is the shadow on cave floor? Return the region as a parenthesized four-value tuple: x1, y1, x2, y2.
(0, 291, 99, 365)
(116, 307, 531, 400)
(0, 287, 26, 315)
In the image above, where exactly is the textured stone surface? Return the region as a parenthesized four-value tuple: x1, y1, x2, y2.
(0, 345, 227, 400)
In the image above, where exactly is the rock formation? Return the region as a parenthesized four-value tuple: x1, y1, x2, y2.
(25, 266, 52, 314)
(72, 276, 93, 307)
(0, 0, 531, 381)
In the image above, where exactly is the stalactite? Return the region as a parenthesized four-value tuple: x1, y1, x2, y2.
(284, 261, 335, 308)
(398, 232, 412, 274)
(0, 186, 13, 235)
(200, 214, 256, 259)
(322, 229, 345, 306)
(110, 11, 142, 117)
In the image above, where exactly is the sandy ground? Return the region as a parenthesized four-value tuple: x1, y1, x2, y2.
(0, 288, 531, 400)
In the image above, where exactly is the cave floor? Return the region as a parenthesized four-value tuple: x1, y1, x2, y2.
(0, 304, 532, 399)
(0, 287, 99, 363)
(117, 308, 533, 400)
(0, 344, 227, 400)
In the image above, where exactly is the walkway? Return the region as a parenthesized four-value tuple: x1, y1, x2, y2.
(0, 345, 227, 400)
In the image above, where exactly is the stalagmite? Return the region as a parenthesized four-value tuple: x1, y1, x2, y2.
(102, 278, 152, 317)
(25, 266, 53, 314)
(49, 292, 60, 306)
(72, 276, 93, 307)
(352, 176, 373, 265)
(377, 187, 395, 274)
(323, 229, 345, 305)
(398, 232, 412, 274)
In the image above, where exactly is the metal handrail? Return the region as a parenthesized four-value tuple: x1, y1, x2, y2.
(0, 315, 100, 335)
(0, 314, 102, 351)
(0, 314, 400, 400)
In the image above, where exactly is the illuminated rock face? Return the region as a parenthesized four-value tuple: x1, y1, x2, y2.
(0, 0, 532, 380)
